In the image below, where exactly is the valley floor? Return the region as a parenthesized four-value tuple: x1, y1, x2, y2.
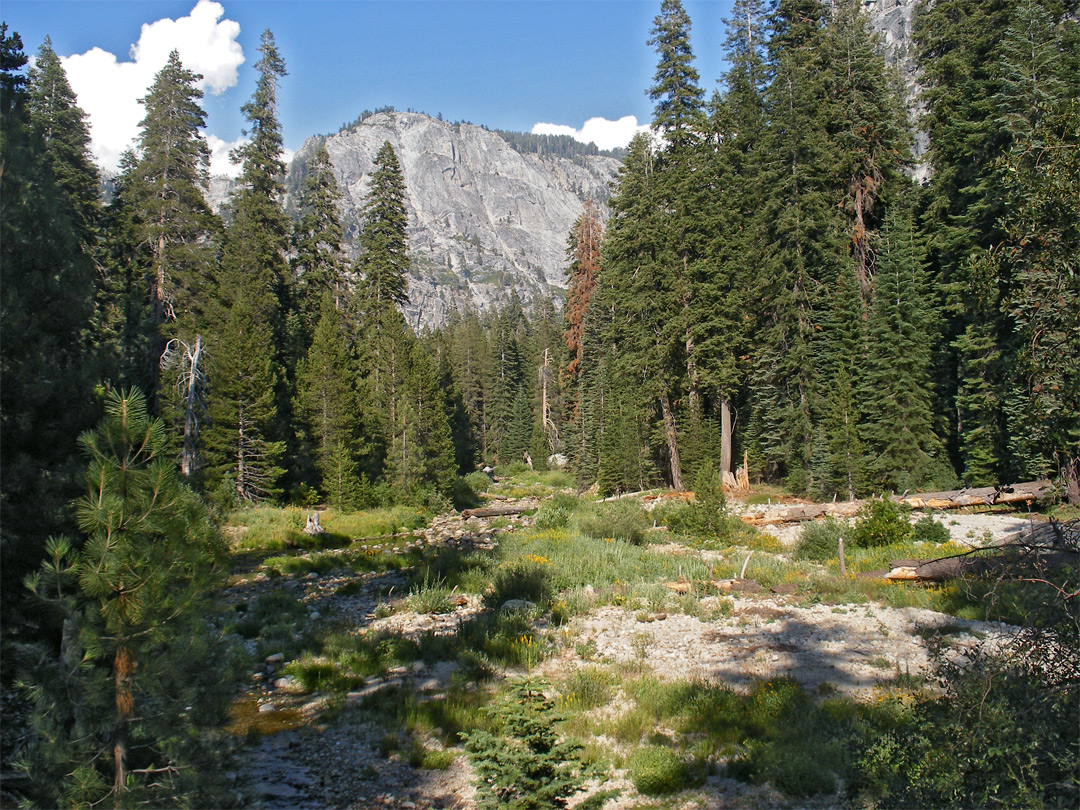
(222, 488, 1053, 809)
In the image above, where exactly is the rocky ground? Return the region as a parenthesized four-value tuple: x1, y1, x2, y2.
(229, 499, 1038, 809)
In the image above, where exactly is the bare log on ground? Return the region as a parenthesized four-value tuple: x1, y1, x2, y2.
(461, 505, 534, 519)
(747, 480, 1053, 525)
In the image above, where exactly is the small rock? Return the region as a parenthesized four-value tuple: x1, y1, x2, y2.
(257, 702, 276, 713)
(309, 610, 321, 620)
(500, 599, 536, 612)
(266, 652, 285, 665)
(274, 675, 303, 693)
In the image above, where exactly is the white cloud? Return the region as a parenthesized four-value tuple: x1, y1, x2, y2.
(207, 134, 246, 178)
(61, 0, 243, 172)
(207, 135, 295, 179)
(531, 115, 650, 151)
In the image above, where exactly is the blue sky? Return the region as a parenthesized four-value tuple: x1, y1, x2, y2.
(3, 0, 735, 174)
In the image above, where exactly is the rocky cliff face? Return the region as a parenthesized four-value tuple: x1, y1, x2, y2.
(862, 0, 930, 182)
(285, 112, 620, 329)
(207, 8, 928, 329)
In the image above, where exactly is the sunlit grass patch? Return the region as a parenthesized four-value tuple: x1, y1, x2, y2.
(226, 505, 428, 552)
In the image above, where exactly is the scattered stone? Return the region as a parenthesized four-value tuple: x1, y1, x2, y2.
(274, 676, 303, 693)
(265, 653, 285, 665)
(258, 702, 276, 713)
(500, 599, 536, 612)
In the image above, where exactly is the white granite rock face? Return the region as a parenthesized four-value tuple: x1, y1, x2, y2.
(288, 112, 619, 329)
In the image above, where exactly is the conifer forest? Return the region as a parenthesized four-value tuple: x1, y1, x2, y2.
(1, 1, 1078, 808)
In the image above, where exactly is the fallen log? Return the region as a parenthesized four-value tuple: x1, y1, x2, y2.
(460, 505, 534, 519)
(750, 480, 1053, 525)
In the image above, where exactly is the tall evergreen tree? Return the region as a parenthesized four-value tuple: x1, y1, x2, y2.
(648, 0, 705, 151)
(1, 26, 98, 635)
(205, 30, 289, 500)
(295, 292, 365, 507)
(914, 0, 1020, 482)
(129, 51, 217, 345)
(750, 0, 843, 492)
(990, 0, 1080, 499)
(291, 142, 346, 353)
(600, 133, 686, 489)
(19, 389, 232, 807)
(860, 204, 950, 493)
(26, 36, 100, 243)
(358, 140, 410, 309)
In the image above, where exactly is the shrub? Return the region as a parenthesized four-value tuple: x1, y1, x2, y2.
(794, 517, 846, 561)
(559, 667, 616, 711)
(451, 476, 482, 510)
(574, 500, 649, 545)
(405, 573, 456, 614)
(461, 678, 592, 809)
(486, 559, 551, 608)
(464, 470, 495, 493)
(283, 658, 364, 693)
(852, 498, 913, 548)
(912, 515, 951, 544)
(628, 745, 689, 795)
(534, 493, 582, 530)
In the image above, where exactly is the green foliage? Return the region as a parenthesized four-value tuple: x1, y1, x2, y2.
(558, 667, 616, 711)
(486, 559, 552, 608)
(282, 657, 364, 693)
(533, 493, 582, 530)
(573, 500, 649, 545)
(461, 678, 592, 809)
(18, 388, 233, 808)
(851, 498, 913, 549)
(912, 515, 951, 545)
(850, 633, 1079, 809)
(794, 517, 846, 562)
(1, 25, 99, 637)
(464, 470, 494, 493)
(628, 745, 690, 796)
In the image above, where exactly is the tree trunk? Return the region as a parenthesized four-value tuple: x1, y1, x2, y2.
(659, 392, 683, 491)
(720, 398, 733, 476)
(747, 480, 1054, 524)
(113, 645, 135, 797)
(181, 335, 202, 478)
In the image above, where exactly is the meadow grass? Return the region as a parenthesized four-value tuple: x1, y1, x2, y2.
(226, 504, 428, 551)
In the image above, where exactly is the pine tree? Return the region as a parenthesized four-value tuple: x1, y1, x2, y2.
(750, 0, 843, 492)
(358, 140, 410, 309)
(991, 0, 1080, 499)
(206, 30, 289, 501)
(386, 336, 456, 500)
(914, 0, 1020, 482)
(205, 293, 286, 503)
(860, 204, 950, 493)
(600, 133, 686, 489)
(295, 292, 365, 507)
(129, 51, 217, 346)
(1, 26, 98, 632)
(26, 36, 100, 243)
(291, 142, 347, 355)
(19, 389, 232, 807)
(648, 0, 705, 151)
(824, 0, 912, 297)
(814, 262, 868, 500)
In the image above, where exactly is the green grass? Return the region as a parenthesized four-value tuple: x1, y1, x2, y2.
(226, 505, 428, 551)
